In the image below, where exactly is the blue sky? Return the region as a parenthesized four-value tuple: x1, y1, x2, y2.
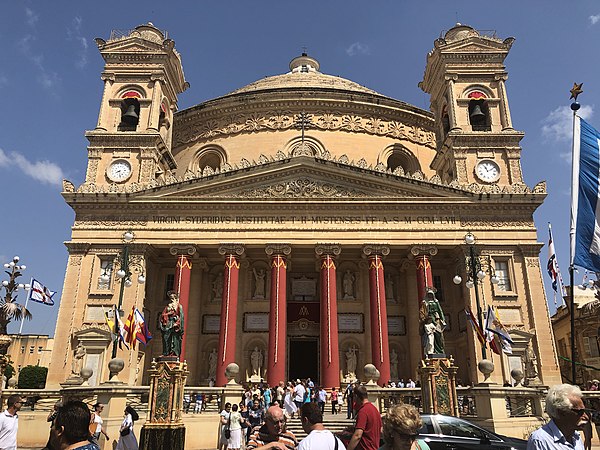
(1, 1, 599, 336)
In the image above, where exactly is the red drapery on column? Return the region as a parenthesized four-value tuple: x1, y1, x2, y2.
(173, 254, 192, 361)
(216, 252, 241, 386)
(415, 255, 433, 304)
(266, 248, 288, 386)
(367, 253, 391, 386)
(317, 245, 341, 389)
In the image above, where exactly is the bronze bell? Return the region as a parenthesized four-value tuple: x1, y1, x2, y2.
(121, 104, 139, 125)
(469, 104, 486, 122)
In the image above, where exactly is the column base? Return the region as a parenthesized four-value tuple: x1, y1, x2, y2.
(139, 424, 185, 450)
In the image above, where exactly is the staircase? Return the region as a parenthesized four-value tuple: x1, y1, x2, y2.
(285, 413, 355, 441)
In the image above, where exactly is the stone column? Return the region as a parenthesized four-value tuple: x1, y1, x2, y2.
(363, 244, 391, 386)
(265, 244, 291, 387)
(315, 244, 342, 389)
(169, 246, 196, 361)
(216, 244, 244, 386)
(411, 246, 438, 305)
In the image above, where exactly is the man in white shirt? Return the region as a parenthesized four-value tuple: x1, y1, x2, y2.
(299, 402, 346, 450)
(0, 395, 22, 450)
(294, 381, 306, 411)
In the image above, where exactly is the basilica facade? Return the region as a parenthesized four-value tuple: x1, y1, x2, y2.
(46, 23, 561, 388)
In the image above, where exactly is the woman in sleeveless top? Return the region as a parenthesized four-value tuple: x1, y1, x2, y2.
(379, 404, 430, 450)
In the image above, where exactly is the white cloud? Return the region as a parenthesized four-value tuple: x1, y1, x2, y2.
(346, 42, 370, 57)
(590, 14, 600, 25)
(25, 7, 39, 27)
(0, 148, 65, 187)
(17, 34, 60, 90)
(541, 104, 594, 142)
(67, 16, 88, 69)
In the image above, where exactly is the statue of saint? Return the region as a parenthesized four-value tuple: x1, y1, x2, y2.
(71, 343, 86, 375)
(343, 270, 355, 300)
(250, 347, 263, 376)
(253, 268, 266, 299)
(390, 348, 399, 380)
(346, 346, 357, 376)
(208, 348, 217, 379)
(419, 288, 446, 354)
(159, 292, 185, 357)
(524, 345, 539, 379)
(212, 273, 223, 301)
(385, 274, 395, 302)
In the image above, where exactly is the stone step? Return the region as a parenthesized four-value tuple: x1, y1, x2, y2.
(285, 416, 355, 441)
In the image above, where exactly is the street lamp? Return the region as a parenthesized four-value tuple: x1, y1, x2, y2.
(1, 256, 32, 334)
(110, 231, 145, 363)
(453, 233, 499, 360)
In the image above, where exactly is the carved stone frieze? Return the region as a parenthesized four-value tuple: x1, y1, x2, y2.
(525, 257, 540, 268)
(173, 111, 436, 148)
(362, 244, 391, 257)
(68, 255, 83, 266)
(238, 178, 369, 199)
(75, 216, 148, 227)
(265, 244, 292, 256)
(315, 244, 342, 257)
(460, 218, 535, 228)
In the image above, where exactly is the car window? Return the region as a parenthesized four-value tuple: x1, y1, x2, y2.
(420, 416, 436, 434)
(437, 417, 484, 439)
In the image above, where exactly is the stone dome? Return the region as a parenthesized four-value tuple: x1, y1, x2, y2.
(225, 53, 382, 97)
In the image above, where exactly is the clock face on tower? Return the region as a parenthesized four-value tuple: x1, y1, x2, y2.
(106, 159, 132, 182)
(475, 159, 500, 183)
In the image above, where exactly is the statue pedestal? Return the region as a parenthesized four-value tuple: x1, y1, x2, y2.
(419, 356, 459, 416)
(139, 357, 189, 450)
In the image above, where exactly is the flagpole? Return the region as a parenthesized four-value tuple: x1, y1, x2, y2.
(569, 83, 582, 385)
(18, 277, 33, 335)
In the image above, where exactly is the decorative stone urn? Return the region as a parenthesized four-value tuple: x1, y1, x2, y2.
(510, 368, 524, 386)
(80, 367, 93, 386)
(225, 363, 240, 385)
(364, 364, 380, 385)
(107, 357, 125, 383)
(477, 359, 494, 384)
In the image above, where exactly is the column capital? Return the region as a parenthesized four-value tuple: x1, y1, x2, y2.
(169, 245, 197, 256)
(410, 245, 438, 258)
(315, 244, 341, 257)
(362, 244, 390, 257)
(218, 243, 245, 257)
(265, 244, 292, 257)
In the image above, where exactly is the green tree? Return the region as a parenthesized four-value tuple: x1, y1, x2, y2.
(17, 365, 48, 389)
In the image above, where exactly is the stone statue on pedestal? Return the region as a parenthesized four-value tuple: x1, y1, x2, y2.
(419, 288, 446, 355)
(390, 348, 399, 380)
(252, 268, 266, 299)
(343, 270, 355, 300)
(346, 346, 357, 376)
(208, 348, 217, 380)
(71, 343, 86, 375)
(159, 292, 184, 357)
(250, 346, 263, 376)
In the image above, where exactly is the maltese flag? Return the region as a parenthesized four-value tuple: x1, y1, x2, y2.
(28, 278, 56, 306)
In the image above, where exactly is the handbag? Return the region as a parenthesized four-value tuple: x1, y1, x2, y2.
(224, 413, 231, 439)
(120, 427, 130, 437)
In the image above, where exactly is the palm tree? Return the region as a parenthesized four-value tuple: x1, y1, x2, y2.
(0, 256, 33, 336)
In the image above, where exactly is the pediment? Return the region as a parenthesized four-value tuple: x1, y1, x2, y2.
(440, 37, 512, 54)
(101, 39, 163, 54)
(132, 157, 471, 201)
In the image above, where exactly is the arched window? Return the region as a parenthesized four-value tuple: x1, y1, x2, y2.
(467, 91, 491, 131)
(382, 145, 420, 174)
(118, 90, 142, 131)
(193, 146, 226, 173)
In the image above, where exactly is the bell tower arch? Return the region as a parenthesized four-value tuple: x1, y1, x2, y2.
(84, 23, 189, 187)
(420, 24, 524, 186)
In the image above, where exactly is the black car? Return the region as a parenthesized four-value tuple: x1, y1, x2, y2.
(419, 414, 528, 450)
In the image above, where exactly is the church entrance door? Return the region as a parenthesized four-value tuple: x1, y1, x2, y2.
(288, 338, 319, 382)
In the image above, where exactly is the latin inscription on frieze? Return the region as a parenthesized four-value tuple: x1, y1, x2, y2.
(149, 215, 458, 225)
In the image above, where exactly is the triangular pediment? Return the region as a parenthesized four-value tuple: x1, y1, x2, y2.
(100, 38, 164, 54)
(131, 156, 472, 202)
(440, 36, 512, 54)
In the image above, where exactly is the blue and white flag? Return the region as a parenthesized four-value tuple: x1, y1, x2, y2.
(572, 117, 600, 272)
(547, 223, 566, 306)
(28, 278, 56, 306)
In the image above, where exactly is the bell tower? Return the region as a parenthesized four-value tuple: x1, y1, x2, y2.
(420, 24, 524, 186)
(84, 23, 188, 187)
